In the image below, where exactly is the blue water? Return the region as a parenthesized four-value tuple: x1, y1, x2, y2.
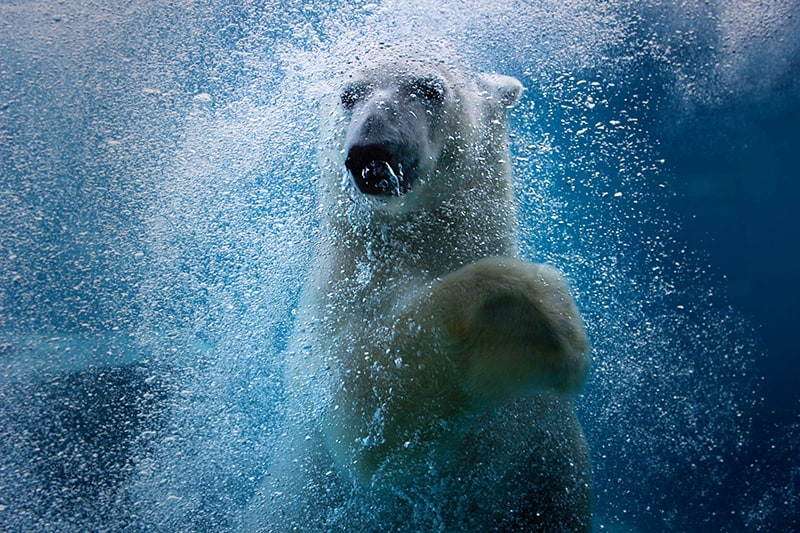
(1, 1, 798, 531)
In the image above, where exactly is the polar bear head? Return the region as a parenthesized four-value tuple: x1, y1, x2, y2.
(319, 52, 523, 216)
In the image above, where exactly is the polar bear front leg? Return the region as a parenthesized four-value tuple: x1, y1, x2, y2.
(419, 257, 590, 401)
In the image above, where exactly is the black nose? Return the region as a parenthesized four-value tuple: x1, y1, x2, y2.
(345, 144, 415, 196)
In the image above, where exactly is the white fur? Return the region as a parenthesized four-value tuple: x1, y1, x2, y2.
(245, 50, 591, 532)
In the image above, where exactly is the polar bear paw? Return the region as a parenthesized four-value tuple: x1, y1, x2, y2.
(432, 257, 590, 399)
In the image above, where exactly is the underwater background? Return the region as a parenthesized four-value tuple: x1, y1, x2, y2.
(1, 0, 798, 530)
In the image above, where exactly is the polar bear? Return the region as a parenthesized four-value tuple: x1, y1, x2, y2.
(246, 50, 591, 532)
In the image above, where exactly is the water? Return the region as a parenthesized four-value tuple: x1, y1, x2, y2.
(1, 1, 798, 530)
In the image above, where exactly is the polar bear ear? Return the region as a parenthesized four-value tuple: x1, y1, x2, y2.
(479, 73, 524, 108)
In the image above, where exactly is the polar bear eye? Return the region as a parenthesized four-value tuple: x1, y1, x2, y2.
(409, 77, 446, 104)
(340, 84, 370, 110)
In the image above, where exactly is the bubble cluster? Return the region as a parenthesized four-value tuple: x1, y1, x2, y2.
(1, 0, 797, 531)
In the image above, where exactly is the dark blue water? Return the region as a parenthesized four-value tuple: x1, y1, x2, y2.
(1, 1, 798, 531)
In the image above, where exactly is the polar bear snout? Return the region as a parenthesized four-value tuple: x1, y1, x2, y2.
(345, 143, 419, 196)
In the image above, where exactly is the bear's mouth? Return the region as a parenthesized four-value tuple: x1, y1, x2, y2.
(345, 144, 417, 196)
